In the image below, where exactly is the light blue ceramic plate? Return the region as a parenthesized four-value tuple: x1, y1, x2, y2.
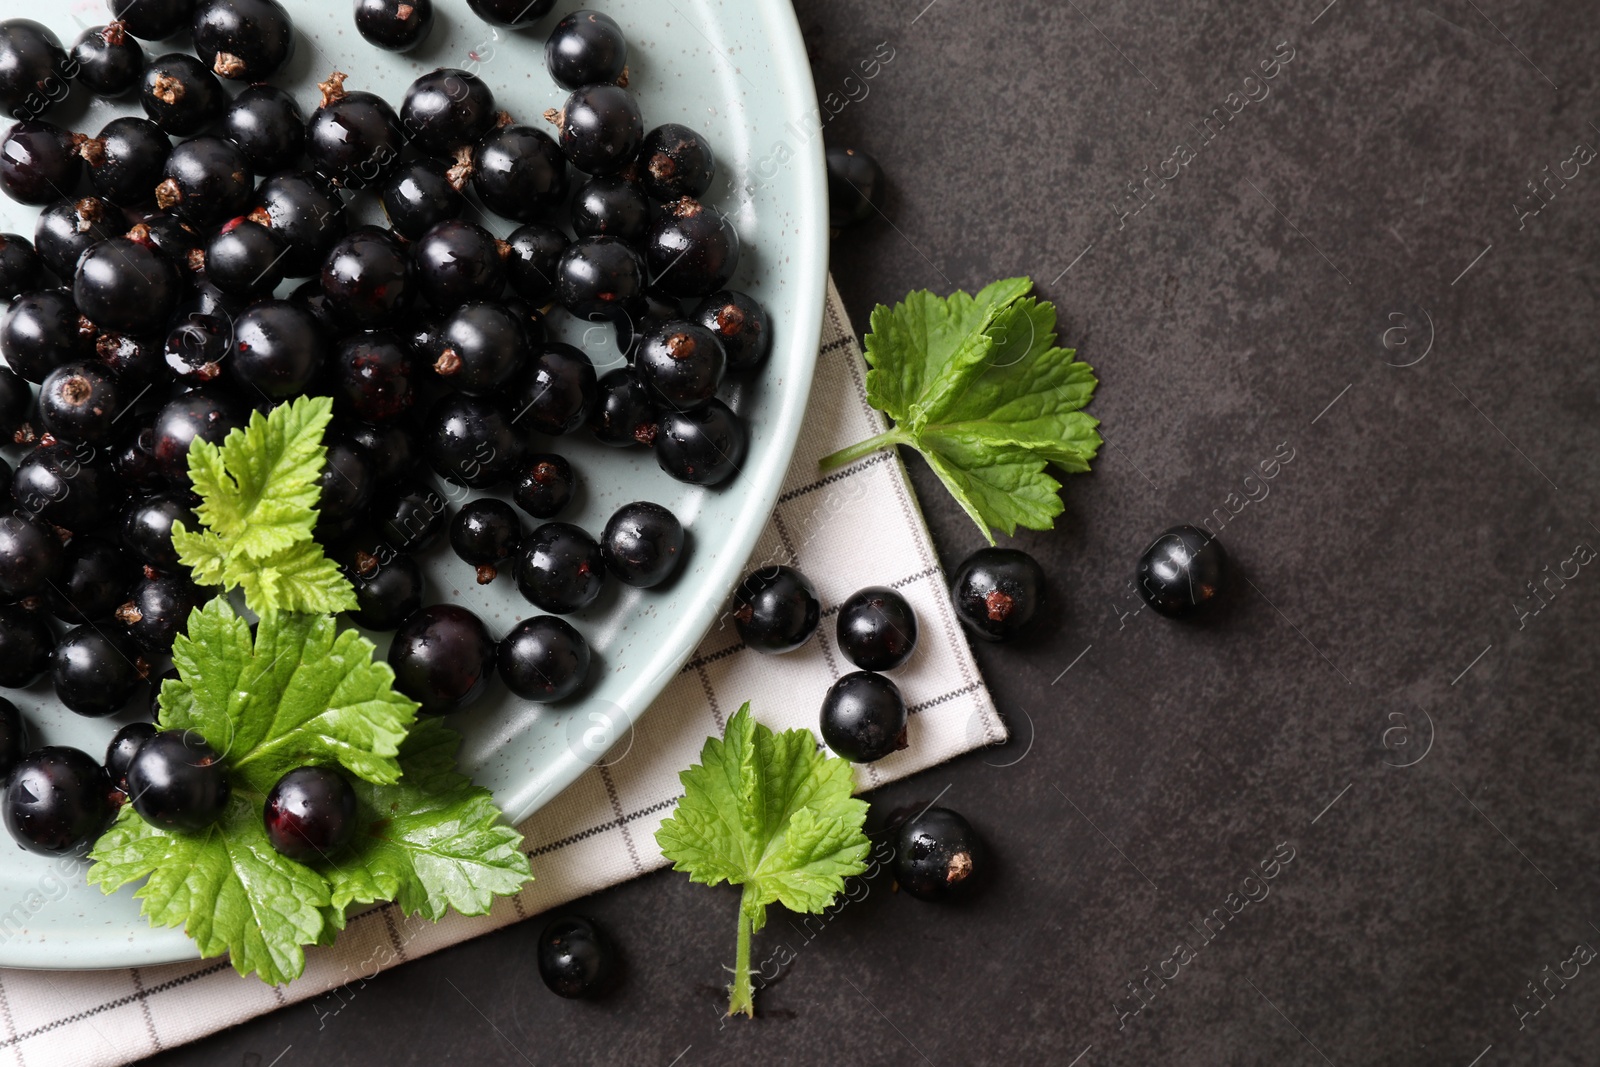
(0, 0, 826, 968)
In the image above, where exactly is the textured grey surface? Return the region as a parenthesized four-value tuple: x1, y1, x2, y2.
(146, 0, 1600, 1064)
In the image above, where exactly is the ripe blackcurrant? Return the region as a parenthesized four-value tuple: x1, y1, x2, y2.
(321, 225, 413, 329)
(836, 586, 918, 671)
(545, 11, 627, 90)
(307, 72, 404, 189)
(465, 0, 554, 28)
(264, 766, 358, 861)
(0, 699, 26, 780)
(0, 233, 42, 299)
(35, 197, 120, 279)
(151, 388, 249, 485)
(731, 566, 819, 654)
(514, 522, 604, 615)
(471, 123, 568, 223)
(401, 67, 495, 155)
(126, 729, 230, 830)
(73, 236, 181, 334)
(1135, 525, 1227, 618)
(570, 173, 648, 242)
(1, 121, 84, 205)
(637, 123, 715, 202)
(504, 223, 568, 304)
(105, 721, 156, 792)
(819, 671, 908, 763)
(38, 362, 123, 445)
(600, 501, 683, 588)
(223, 84, 306, 174)
(372, 478, 448, 551)
(192, 0, 295, 80)
(387, 604, 495, 714)
(0, 288, 93, 382)
(645, 197, 740, 297)
(510, 342, 597, 437)
(692, 290, 770, 374)
(556, 236, 645, 321)
(589, 367, 658, 448)
(633, 320, 726, 411)
(450, 497, 522, 583)
(826, 146, 884, 227)
(111, 0, 192, 41)
(81, 116, 171, 207)
(424, 391, 524, 489)
(3, 747, 114, 855)
(537, 915, 615, 998)
(0, 603, 55, 686)
(0, 515, 65, 600)
(229, 299, 327, 399)
(139, 53, 225, 136)
(71, 23, 145, 99)
(253, 171, 346, 277)
(413, 221, 506, 310)
(120, 491, 195, 570)
(379, 158, 463, 240)
(498, 616, 589, 703)
(52, 623, 145, 717)
(355, 0, 434, 52)
(893, 807, 982, 901)
(0, 20, 71, 120)
(203, 215, 288, 297)
(44, 536, 135, 624)
(118, 571, 208, 652)
(156, 135, 254, 228)
(553, 84, 641, 175)
(344, 551, 422, 631)
(512, 454, 575, 520)
(950, 547, 1045, 641)
(654, 399, 745, 486)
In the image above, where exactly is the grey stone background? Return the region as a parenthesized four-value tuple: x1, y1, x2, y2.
(146, 0, 1600, 1063)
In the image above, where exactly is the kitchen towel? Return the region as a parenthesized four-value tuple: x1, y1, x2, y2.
(0, 278, 1005, 1067)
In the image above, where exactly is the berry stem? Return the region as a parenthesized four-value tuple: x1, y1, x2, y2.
(728, 895, 757, 1018)
(817, 428, 911, 472)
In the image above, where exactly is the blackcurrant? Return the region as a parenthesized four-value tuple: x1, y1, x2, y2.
(515, 522, 604, 614)
(949, 547, 1045, 641)
(163, 312, 230, 383)
(512, 454, 574, 520)
(156, 135, 253, 227)
(0, 699, 28, 779)
(71, 23, 145, 99)
(449, 497, 522, 583)
(510, 342, 596, 436)
(3, 747, 114, 855)
(81, 116, 170, 207)
(556, 236, 644, 321)
(732, 566, 818, 654)
(38, 362, 123, 445)
(110, 420, 166, 494)
(118, 571, 207, 652)
(0, 233, 42, 299)
(111, 0, 194, 41)
(307, 72, 404, 189)
(553, 84, 641, 175)
(465, 0, 554, 28)
(130, 212, 201, 274)
(428, 392, 525, 488)
(318, 435, 376, 524)
(0, 515, 65, 600)
(637, 123, 715, 202)
(401, 67, 495, 155)
(537, 915, 615, 998)
(74, 236, 181, 334)
(92, 328, 161, 388)
(126, 728, 229, 830)
(45, 536, 136, 623)
(0, 20, 71, 120)
(1, 120, 83, 205)
(413, 221, 506, 310)
(205, 215, 288, 297)
(826, 146, 884, 227)
(355, 0, 433, 52)
(610, 289, 680, 359)
(372, 478, 448, 551)
(387, 603, 495, 714)
(0, 603, 54, 686)
(893, 806, 982, 901)
(836, 586, 918, 671)
(600, 501, 683, 588)
(15, 438, 124, 530)
(571, 173, 648, 242)
(229, 299, 327, 399)
(191, 0, 295, 81)
(504, 223, 568, 305)
(498, 615, 589, 702)
(139, 53, 225, 136)
(105, 720, 156, 792)
(1, 288, 93, 382)
(470, 123, 568, 224)
(344, 550, 422, 631)
(52, 623, 145, 717)
(253, 171, 346, 277)
(379, 157, 463, 241)
(223, 84, 305, 174)
(545, 11, 626, 90)
(120, 488, 201, 571)
(654, 399, 745, 486)
(35, 197, 120, 279)
(634, 320, 726, 411)
(645, 197, 740, 297)
(264, 766, 358, 861)
(1135, 525, 1227, 618)
(692, 290, 770, 374)
(330, 331, 417, 423)
(321, 225, 413, 329)
(820, 671, 908, 763)
(151, 388, 249, 484)
(344, 420, 417, 485)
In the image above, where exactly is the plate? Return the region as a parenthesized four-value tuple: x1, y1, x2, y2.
(0, 0, 826, 968)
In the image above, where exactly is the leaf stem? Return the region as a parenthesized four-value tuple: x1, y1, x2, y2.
(729, 901, 756, 1018)
(818, 428, 912, 471)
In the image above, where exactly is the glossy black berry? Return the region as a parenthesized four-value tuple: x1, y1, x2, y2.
(3, 747, 114, 855)
(91, 329, 160, 389)
(318, 435, 375, 524)
(127, 729, 229, 830)
(264, 766, 357, 861)
(344, 420, 416, 485)
(497, 615, 589, 703)
(401, 67, 494, 155)
(118, 572, 207, 652)
(130, 212, 201, 274)
(634, 320, 725, 411)
(139, 53, 225, 136)
(254, 171, 345, 277)
(0, 233, 41, 299)
(15, 439, 123, 530)
(203, 215, 287, 297)
(156, 135, 253, 227)
(117, 491, 194, 575)
(1136, 525, 1227, 618)
(110, 420, 166, 494)
(515, 522, 604, 615)
(645, 197, 739, 297)
(836, 586, 918, 671)
(378, 157, 461, 240)
(589, 367, 657, 448)
(950, 547, 1045, 642)
(387, 603, 495, 714)
(1, 289, 93, 382)
(0, 603, 54, 686)
(0, 20, 71, 120)
(413, 221, 505, 310)
(151, 388, 249, 484)
(608, 288, 678, 358)
(0, 699, 26, 779)
(504, 223, 567, 304)
(45, 536, 135, 623)
(1, 120, 83, 205)
(223, 84, 305, 174)
(511, 342, 597, 436)
(570, 173, 648, 242)
(423, 391, 524, 489)
(512, 454, 575, 520)
(820, 671, 908, 763)
(191, 0, 295, 81)
(465, 0, 554, 28)
(36, 196, 120, 279)
(0, 515, 65, 600)
(556, 236, 644, 321)
(537, 915, 615, 998)
(307, 73, 404, 189)
(81, 116, 170, 206)
(71, 23, 144, 98)
(355, 0, 433, 52)
(372, 478, 448, 551)
(826, 146, 884, 228)
(38, 362, 123, 445)
(692, 290, 770, 374)
(731, 566, 818, 654)
(637, 124, 715, 202)
(554, 84, 641, 175)
(229, 299, 327, 399)
(105, 720, 156, 792)
(321, 225, 413, 329)
(893, 806, 981, 901)
(345, 550, 422, 631)
(545, 10, 626, 90)
(163, 311, 230, 383)
(111, 0, 194, 41)
(451, 497, 522, 584)
(600, 501, 683, 588)
(73, 236, 181, 334)
(52, 623, 145, 717)
(654, 399, 745, 486)
(470, 123, 568, 224)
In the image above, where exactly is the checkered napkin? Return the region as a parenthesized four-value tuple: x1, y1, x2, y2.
(0, 279, 1004, 1066)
